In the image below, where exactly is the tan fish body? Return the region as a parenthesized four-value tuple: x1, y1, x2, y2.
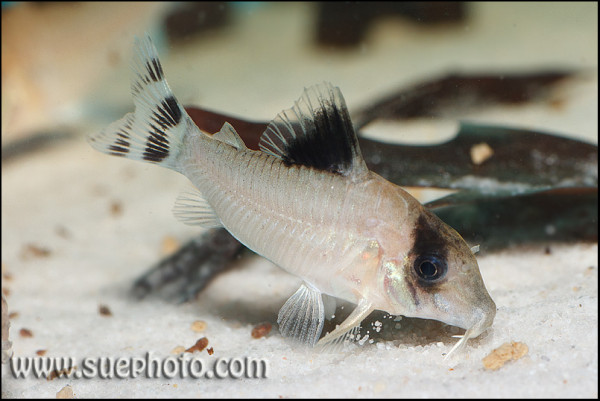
(89, 36, 496, 355)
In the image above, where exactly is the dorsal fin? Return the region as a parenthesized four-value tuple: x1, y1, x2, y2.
(259, 82, 369, 180)
(213, 122, 247, 150)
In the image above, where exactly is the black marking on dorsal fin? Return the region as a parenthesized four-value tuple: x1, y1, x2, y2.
(259, 82, 369, 179)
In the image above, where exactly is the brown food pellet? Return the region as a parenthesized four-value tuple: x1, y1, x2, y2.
(207, 347, 214, 355)
(56, 385, 75, 399)
(162, 236, 181, 255)
(22, 244, 52, 259)
(36, 349, 47, 356)
(9, 311, 19, 319)
(483, 341, 528, 370)
(251, 322, 272, 339)
(110, 200, 123, 217)
(186, 337, 209, 353)
(3, 272, 13, 281)
(19, 328, 33, 338)
(98, 304, 113, 316)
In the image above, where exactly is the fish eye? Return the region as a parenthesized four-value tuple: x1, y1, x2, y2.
(414, 255, 447, 282)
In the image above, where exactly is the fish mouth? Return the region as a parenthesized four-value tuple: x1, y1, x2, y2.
(444, 306, 496, 359)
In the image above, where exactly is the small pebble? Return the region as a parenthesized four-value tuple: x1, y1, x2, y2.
(171, 346, 186, 354)
(191, 320, 207, 332)
(470, 142, 494, 165)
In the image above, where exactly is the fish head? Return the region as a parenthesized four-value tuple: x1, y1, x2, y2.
(381, 207, 496, 339)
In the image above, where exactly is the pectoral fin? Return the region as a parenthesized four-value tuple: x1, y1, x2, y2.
(172, 189, 222, 228)
(316, 298, 373, 347)
(277, 282, 325, 346)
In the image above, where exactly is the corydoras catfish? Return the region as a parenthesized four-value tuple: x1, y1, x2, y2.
(88, 36, 496, 357)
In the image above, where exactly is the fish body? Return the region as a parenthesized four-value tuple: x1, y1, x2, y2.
(89, 36, 496, 355)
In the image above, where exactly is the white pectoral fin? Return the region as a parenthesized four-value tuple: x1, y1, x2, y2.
(316, 298, 374, 348)
(277, 283, 325, 346)
(172, 189, 222, 228)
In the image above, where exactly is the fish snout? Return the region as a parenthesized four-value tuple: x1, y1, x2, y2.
(468, 292, 497, 338)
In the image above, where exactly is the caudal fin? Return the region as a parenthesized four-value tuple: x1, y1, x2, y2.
(88, 35, 194, 172)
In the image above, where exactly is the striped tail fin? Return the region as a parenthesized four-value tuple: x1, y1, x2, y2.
(88, 34, 195, 172)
